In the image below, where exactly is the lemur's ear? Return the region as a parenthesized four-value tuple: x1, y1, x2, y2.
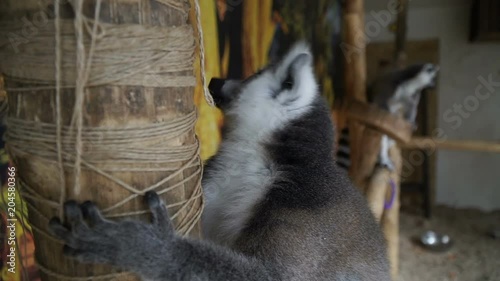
(275, 42, 313, 85)
(289, 53, 312, 75)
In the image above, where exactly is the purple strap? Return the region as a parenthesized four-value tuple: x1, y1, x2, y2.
(384, 179, 396, 210)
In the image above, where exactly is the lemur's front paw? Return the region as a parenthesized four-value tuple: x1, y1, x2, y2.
(49, 191, 175, 269)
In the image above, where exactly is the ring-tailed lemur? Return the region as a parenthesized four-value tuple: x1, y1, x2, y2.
(49, 42, 391, 281)
(336, 63, 439, 171)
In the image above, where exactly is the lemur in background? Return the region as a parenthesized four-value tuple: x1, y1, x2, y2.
(336, 63, 439, 171)
(49, 42, 391, 280)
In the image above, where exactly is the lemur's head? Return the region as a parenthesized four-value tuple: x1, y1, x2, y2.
(208, 42, 318, 137)
(397, 63, 439, 92)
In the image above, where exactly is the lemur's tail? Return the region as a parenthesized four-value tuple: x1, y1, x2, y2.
(335, 127, 351, 172)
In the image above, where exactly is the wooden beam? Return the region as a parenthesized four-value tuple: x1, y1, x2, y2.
(344, 99, 413, 143)
(402, 137, 500, 153)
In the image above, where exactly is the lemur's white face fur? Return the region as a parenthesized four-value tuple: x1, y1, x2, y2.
(419, 63, 439, 87)
(395, 63, 439, 99)
(209, 42, 318, 140)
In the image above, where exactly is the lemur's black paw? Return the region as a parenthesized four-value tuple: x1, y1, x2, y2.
(145, 191, 162, 208)
(80, 201, 106, 225)
(144, 191, 175, 239)
(49, 201, 119, 265)
(49, 193, 175, 268)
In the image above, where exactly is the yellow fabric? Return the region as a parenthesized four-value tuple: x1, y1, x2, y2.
(191, 0, 224, 162)
(243, 0, 275, 77)
(193, 0, 276, 161)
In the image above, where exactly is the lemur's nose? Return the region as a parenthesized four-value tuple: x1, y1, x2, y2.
(208, 78, 226, 96)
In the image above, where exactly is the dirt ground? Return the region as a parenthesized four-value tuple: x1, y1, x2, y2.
(398, 206, 500, 281)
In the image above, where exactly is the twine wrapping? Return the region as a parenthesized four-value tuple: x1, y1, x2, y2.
(0, 20, 197, 89)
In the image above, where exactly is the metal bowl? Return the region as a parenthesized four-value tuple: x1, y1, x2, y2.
(418, 230, 453, 252)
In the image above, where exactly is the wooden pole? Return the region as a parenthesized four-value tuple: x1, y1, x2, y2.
(346, 0, 410, 278)
(383, 0, 409, 278)
(341, 3, 406, 277)
(402, 137, 500, 153)
(343, 0, 367, 102)
(0, 1, 202, 280)
(352, 128, 383, 190)
(365, 167, 390, 222)
(382, 145, 403, 279)
(394, 0, 408, 66)
(342, 0, 367, 180)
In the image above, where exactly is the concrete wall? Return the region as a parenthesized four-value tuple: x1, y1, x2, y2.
(364, 0, 500, 211)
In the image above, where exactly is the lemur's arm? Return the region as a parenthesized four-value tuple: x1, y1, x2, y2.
(49, 192, 274, 281)
(405, 92, 422, 130)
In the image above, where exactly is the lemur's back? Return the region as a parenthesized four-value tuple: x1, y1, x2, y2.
(230, 98, 390, 280)
(201, 42, 391, 280)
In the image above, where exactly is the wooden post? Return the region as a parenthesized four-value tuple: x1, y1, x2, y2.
(0, 1, 202, 280)
(365, 167, 390, 222)
(344, 96, 412, 280)
(342, 0, 367, 181)
(394, 0, 408, 66)
(383, 0, 409, 277)
(341, 0, 414, 278)
(382, 145, 403, 279)
(346, 108, 410, 279)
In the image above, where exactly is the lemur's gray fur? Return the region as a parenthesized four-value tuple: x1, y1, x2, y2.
(50, 42, 391, 281)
